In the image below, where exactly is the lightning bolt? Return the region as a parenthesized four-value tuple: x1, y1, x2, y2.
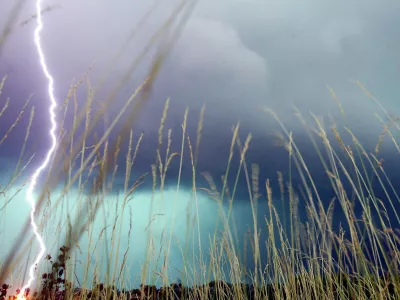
(19, 0, 57, 298)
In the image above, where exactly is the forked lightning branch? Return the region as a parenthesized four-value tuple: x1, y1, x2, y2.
(18, 0, 58, 298)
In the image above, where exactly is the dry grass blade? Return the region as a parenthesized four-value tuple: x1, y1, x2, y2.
(0, 95, 31, 146)
(0, 0, 27, 52)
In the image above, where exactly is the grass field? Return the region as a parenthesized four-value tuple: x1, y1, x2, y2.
(1, 1, 399, 299)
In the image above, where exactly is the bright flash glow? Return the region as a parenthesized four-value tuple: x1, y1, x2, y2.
(19, 0, 58, 297)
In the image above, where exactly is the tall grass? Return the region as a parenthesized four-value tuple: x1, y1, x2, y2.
(1, 2, 400, 299)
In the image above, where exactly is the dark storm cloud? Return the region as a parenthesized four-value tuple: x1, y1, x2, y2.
(1, 0, 399, 206)
(115, 0, 400, 197)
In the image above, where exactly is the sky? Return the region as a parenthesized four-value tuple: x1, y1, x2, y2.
(0, 0, 400, 290)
